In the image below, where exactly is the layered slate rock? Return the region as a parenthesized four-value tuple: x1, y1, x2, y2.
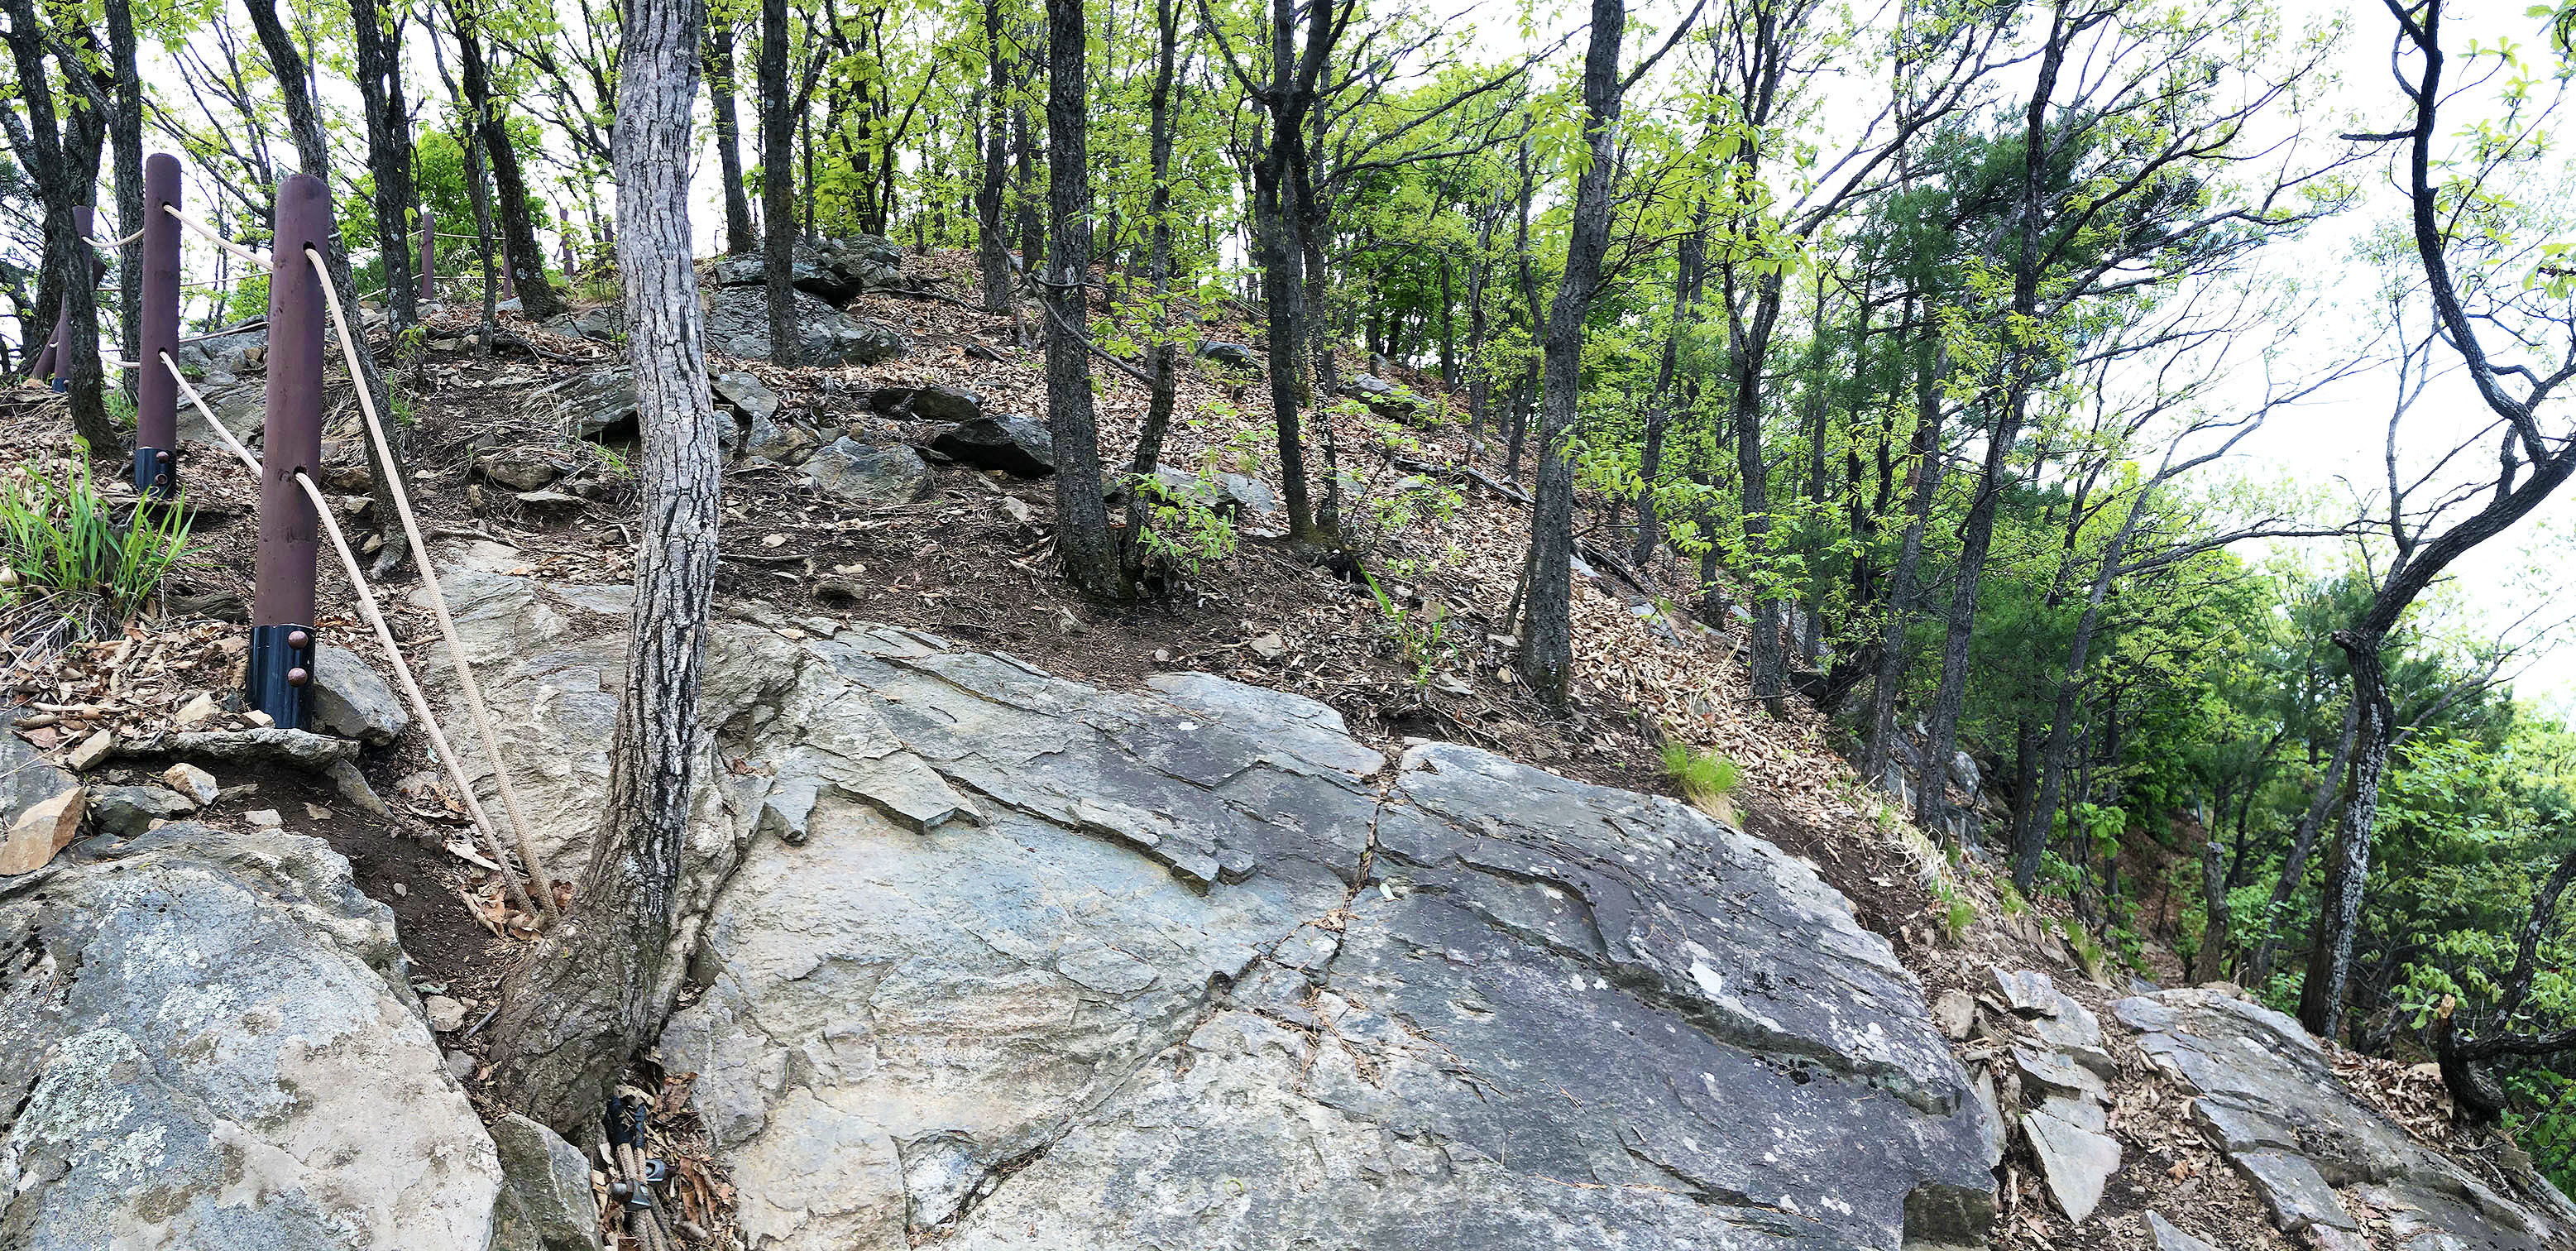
(2117, 990, 2576, 1249)
(0, 824, 505, 1249)
(705, 285, 907, 366)
(424, 548, 1999, 1251)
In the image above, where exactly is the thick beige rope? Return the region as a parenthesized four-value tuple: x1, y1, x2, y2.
(291, 467, 533, 914)
(160, 352, 262, 476)
(160, 204, 270, 268)
(304, 246, 558, 917)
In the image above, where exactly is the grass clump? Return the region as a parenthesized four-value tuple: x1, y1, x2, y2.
(0, 456, 191, 639)
(1660, 740, 1742, 822)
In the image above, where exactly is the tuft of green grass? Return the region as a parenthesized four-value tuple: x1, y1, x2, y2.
(1660, 740, 1742, 822)
(0, 457, 191, 638)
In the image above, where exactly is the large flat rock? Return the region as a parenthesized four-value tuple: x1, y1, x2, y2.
(430, 549, 1999, 1251)
(0, 824, 504, 1249)
(2117, 990, 2576, 1249)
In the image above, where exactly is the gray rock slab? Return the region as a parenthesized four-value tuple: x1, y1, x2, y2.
(2023, 1105, 2120, 1224)
(312, 641, 410, 746)
(0, 824, 501, 1248)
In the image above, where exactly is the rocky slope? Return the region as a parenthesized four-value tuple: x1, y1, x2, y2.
(419, 540, 1999, 1249)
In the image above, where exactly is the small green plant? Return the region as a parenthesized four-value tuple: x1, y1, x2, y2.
(1659, 739, 1742, 822)
(1359, 565, 1458, 688)
(1130, 471, 1238, 576)
(105, 386, 137, 431)
(584, 440, 634, 478)
(1931, 876, 1979, 943)
(0, 457, 191, 637)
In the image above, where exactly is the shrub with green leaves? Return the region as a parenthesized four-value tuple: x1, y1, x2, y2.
(0, 457, 191, 638)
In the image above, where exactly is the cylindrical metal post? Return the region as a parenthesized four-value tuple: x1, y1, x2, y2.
(249, 174, 328, 730)
(135, 156, 183, 500)
(418, 209, 436, 302)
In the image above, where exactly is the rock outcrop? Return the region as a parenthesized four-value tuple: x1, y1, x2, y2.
(422, 544, 2000, 1251)
(2118, 989, 2576, 1250)
(705, 285, 907, 366)
(0, 823, 507, 1248)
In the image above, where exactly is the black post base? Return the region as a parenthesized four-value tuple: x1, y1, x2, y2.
(133, 446, 177, 501)
(247, 623, 316, 731)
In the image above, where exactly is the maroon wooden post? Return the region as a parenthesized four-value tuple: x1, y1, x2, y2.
(418, 209, 437, 301)
(29, 206, 100, 386)
(135, 155, 182, 500)
(248, 174, 328, 729)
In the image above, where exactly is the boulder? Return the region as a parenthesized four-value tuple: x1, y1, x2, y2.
(474, 448, 566, 491)
(0, 823, 503, 1246)
(804, 438, 934, 505)
(931, 415, 1056, 477)
(2023, 1102, 2119, 1223)
(711, 369, 783, 424)
(1194, 341, 1263, 376)
(1147, 467, 1279, 519)
(88, 784, 194, 836)
(2118, 989, 2576, 1249)
(418, 554, 1996, 1250)
(0, 734, 83, 875)
(542, 306, 623, 342)
(176, 381, 266, 451)
(1336, 372, 1420, 419)
(706, 285, 907, 366)
(524, 368, 639, 439)
(490, 1114, 601, 1251)
(710, 236, 905, 303)
(171, 322, 268, 377)
(744, 413, 821, 465)
(2148, 1212, 2221, 1251)
(312, 642, 412, 746)
(907, 385, 985, 423)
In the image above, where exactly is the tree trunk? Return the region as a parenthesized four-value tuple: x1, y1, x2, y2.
(975, 0, 1013, 309)
(350, 0, 418, 328)
(456, 7, 562, 320)
(1919, 8, 2069, 836)
(2301, 633, 2395, 1040)
(0, 3, 114, 452)
(487, 0, 716, 1134)
(2247, 700, 2358, 986)
(758, 0, 797, 364)
(1517, 0, 1627, 709)
(1860, 314, 1941, 784)
(707, 21, 756, 255)
(106, 0, 144, 379)
(1040, 0, 1119, 596)
(1634, 219, 1704, 568)
(2191, 832, 2231, 983)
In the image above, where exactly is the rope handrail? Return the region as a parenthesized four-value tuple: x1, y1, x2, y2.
(305, 245, 558, 918)
(291, 466, 534, 914)
(160, 351, 261, 475)
(86, 228, 146, 248)
(165, 344, 534, 913)
(162, 204, 271, 268)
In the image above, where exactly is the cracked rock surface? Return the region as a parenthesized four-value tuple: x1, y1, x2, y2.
(0, 823, 504, 1249)
(2118, 990, 2576, 1249)
(427, 545, 1998, 1251)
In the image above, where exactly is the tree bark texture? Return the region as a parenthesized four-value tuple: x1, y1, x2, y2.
(488, 0, 716, 1134)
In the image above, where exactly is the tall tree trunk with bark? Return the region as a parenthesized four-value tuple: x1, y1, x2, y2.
(350, 0, 418, 328)
(2247, 701, 2356, 986)
(1919, 7, 2070, 836)
(456, 3, 563, 320)
(0, 2, 113, 452)
(106, 0, 143, 381)
(1860, 312, 1942, 784)
(487, 0, 717, 1134)
(708, 21, 756, 254)
(758, 0, 797, 363)
(1518, 0, 1628, 708)
(1633, 218, 1705, 568)
(1040, 0, 1120, 595)
(975, 0, 1013, 309)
